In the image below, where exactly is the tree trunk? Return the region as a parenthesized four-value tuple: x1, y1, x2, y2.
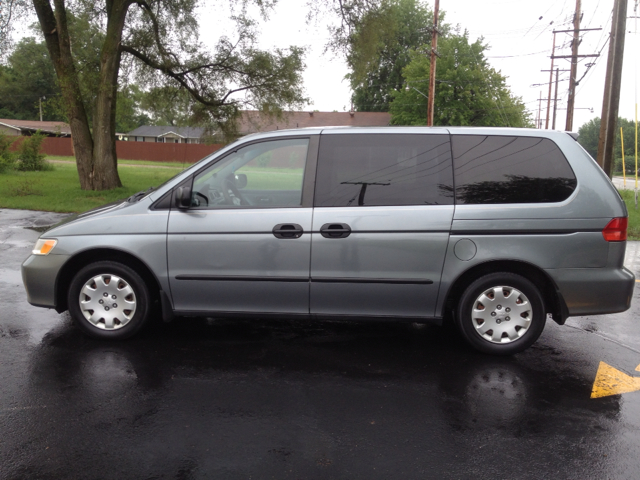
(91, 0, 130, 190)
(33, 0, 126, 190)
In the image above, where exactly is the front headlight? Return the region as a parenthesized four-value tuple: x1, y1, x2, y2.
(32, 238, 58, 255)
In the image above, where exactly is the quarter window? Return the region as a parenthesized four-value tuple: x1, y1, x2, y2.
(314, 134, 454, 207)
(452, 135, 577, 204)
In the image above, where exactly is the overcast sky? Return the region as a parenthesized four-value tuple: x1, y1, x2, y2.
(11, 0, 639, 133)
(206, 0, 638, 133)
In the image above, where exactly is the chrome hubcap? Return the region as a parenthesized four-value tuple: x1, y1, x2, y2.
(472, 286, 532, 344)
(79, 274, 136, 330)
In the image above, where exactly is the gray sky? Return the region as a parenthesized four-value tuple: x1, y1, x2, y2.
(210, 0, 638, 133)
(11, 0, 639, 132)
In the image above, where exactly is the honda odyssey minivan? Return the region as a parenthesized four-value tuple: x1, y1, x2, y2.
(22, 127, 635, 354)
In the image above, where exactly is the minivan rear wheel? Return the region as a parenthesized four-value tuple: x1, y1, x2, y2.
(456, 272, 546, 355)
(68, 261, 151, 339)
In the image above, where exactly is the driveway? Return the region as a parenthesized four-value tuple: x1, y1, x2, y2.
(2, 209, 640, 479)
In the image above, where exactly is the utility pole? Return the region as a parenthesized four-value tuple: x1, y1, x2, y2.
(39, 97, 43, 122)
(427, 0, 440, 126)
(597, 0, 629, 176)
(553, 68, 560, 129)
(550, 27, 600, 130)
(538, 92, 543, 128)
(566, 0, 581, 131)
(542, 68, 571, 129)
(545, 32, 557, 129)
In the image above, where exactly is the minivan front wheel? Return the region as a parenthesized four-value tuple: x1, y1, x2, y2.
(68, 261, 151, 339)
(456, 272, 546, 355)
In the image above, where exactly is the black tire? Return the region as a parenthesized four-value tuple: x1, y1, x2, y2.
(456, 272, 546, 355)
(68, 261, 151, 340)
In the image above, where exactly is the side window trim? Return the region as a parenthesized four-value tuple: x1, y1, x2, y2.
(301, 135, 319, 208)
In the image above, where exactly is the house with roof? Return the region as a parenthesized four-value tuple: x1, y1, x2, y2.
(124, 125, 205, 143)
(124, 111, 391, 144)
(0, 119, 72, 137)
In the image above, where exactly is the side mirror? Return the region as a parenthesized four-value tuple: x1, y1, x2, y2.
(176, 186, 191, 209)
(234, 173, 248, 189)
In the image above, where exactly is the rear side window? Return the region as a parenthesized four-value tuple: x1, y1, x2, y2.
(314, 134, 454, 207)
(452, 135, 577, 204)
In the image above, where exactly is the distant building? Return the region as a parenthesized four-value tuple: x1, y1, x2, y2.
(237, 111, 391, 135)
(125, 111, 392, 144)
(124, 126, 204, 143)
(0, 119, 71, 137)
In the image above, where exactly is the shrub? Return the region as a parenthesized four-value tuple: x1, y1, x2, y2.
(614, 156, 639, 176)
(7, 177, 43, 196)
(0, 132, 16, 173)
(16, 131, 52, 171)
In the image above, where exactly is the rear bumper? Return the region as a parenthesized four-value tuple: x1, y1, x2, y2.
(546, 266, 635, 317)
(22, 254, 70, 309)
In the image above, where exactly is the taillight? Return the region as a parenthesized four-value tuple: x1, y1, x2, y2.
(602, 217, 628, 242)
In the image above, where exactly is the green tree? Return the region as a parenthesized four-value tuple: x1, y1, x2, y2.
(389, 32, 531, 127)
(344, 0, 440, 112)
(0, 37, 61, 121)
(115, 85, 151, 133)
(140, 86, 193, 127)
(26, 0, 306, 190)
(12, 16, 150, 132)
(577, 118, 600, 158)
(577, 117, 638, 172)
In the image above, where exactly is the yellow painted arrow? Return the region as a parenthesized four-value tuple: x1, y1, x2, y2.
(591, 361, 640, 398)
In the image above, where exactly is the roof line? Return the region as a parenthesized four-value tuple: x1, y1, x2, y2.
(0, 121, 21, 132)
(158, 131, 186, 138)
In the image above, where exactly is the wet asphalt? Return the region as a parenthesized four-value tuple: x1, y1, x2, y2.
(2, 209, 640, 479)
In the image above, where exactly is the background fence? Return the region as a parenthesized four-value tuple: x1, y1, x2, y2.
(10, 137, 223, 163)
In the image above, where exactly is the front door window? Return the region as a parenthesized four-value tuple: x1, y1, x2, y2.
(191, 138, 309, 208)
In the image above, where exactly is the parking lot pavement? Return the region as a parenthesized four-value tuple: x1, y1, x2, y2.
(2, 209, 640, 479)
(612, 176, 637, 190)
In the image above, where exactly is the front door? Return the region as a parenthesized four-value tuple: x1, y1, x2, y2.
(310, 131, 454, 318)
(167, 136, 317, 314)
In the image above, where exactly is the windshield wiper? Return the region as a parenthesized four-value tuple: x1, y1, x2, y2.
(127, 186, 155, 203)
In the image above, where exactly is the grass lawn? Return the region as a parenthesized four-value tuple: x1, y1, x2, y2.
(196, 166, 304, 191)
(618, 189, 640, 240)
(0, 162, 179, 213)
(47, 155, 194, 169)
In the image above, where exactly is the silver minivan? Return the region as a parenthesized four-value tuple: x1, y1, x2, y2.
(22, 127, 635, 354)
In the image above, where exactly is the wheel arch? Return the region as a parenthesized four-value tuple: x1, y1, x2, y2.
(442, 260, 569, 325)
(55, 248, 163, 314)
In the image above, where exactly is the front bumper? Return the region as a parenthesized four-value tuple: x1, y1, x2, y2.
(22, 254, 70, 309)
(546, 266, 635, 317)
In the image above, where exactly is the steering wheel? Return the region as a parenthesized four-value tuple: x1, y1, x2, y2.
(192, 191, 209, 207)
(222, 178, 248, 206)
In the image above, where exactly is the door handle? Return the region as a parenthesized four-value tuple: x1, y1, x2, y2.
(320, 223, 351, 239)
(273, 223, 304, 239)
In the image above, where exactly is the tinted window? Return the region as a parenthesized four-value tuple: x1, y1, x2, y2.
(452, 135, 577, 204)
(191, 138, 308, 208)
(314, 134, 454, 207)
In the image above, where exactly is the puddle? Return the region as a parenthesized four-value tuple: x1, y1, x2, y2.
(24, 225, 55, 233)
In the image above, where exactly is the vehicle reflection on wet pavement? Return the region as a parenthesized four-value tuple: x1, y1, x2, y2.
(1, 209, 640, 479)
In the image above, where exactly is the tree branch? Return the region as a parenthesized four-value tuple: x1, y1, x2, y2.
(133, 0, 180, 65)
(120, 44, 222, 107)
